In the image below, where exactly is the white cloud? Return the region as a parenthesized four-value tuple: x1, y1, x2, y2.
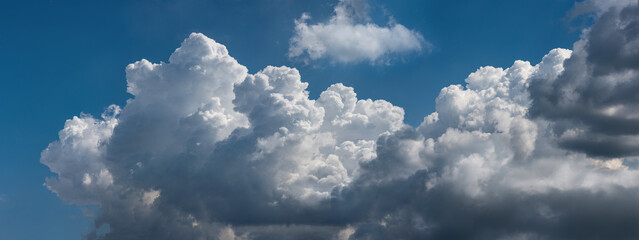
(288, 0, 426, 64)
(142, 189, 160, 206)
(41, 4, 639, 237)
(42, 33, 406, 239)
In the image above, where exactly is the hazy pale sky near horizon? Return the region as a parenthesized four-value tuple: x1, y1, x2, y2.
(4, 0, 639, 239)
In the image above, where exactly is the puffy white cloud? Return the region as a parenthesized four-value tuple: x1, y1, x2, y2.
(41, 105, 120, 204)
(42, 3, 639, 238)
(288, 0, 426, 64)
(42, 33, 405, 239)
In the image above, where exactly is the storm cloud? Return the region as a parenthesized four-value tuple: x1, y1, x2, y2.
(530, 2, 639, 157)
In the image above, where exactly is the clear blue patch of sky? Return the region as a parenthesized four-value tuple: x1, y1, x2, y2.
(0, 0, 582, 239)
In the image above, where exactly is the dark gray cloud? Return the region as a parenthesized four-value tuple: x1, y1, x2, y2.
(339, 177, 639, 240)
(530, 2, 639, 157)
(41, 3, 639, 239)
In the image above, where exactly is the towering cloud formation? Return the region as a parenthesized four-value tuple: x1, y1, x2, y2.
(288, 0, 425, 64)
(43, 2, 639, 239)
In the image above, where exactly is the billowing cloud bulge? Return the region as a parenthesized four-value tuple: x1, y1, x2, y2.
(43, 3, 639, 239)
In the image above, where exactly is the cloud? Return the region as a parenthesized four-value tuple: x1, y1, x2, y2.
(530, 2, 639, 157)
(569, 0, 637, 16)
(288, 0, 426, 64)
(43, 33, 404, 239)
(42, 3, 639, 239)
(337, 44, 639, 238)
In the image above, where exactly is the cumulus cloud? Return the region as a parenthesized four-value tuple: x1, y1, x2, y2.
(530, 2, 639, 157)
(43, 33, 404, 239)
(339, 45, 639, 238)
(288, 0, 426, 64)
(42, 3, 639, 239)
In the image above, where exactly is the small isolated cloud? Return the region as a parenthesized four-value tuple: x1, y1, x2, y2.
(288, 0, 426, 64)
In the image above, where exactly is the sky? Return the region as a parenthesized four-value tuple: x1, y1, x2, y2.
(1, 0, 638, 239)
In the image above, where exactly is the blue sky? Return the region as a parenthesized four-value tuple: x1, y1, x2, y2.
(0, 0, 601, 239)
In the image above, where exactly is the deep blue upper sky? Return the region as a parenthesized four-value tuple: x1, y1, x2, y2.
(0, 0, 581, 239)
